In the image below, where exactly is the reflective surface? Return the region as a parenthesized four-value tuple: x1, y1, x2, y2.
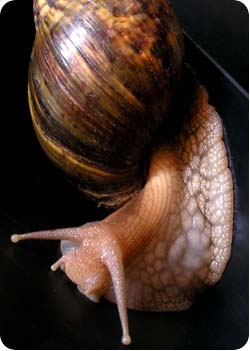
(0, 0, 248, 349)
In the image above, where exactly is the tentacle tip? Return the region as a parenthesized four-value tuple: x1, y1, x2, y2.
(11, 234, 20, 243)
(51, 257, 64, 271)
(122, 334, 131, 345)
(50, 264, 58, 272)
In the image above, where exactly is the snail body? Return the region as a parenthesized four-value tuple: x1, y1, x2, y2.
(11, 0, 234, 345)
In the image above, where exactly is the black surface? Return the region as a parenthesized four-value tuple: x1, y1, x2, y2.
(171, 0, 249, 92)
(0, 0, 249, 349)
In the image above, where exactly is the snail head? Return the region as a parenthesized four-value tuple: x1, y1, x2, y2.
(11, 222, 131, 345)
(52, 231, 110, 303)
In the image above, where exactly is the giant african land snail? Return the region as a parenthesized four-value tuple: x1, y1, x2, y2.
(11, 0, 234, 345)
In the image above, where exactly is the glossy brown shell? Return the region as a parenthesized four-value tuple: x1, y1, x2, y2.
(29, 0, 184, 207)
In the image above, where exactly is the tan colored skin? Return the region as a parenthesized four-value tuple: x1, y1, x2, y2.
(11, 86, 234, 345)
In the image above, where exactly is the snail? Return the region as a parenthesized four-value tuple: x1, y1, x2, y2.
(11, 0, 234, 346)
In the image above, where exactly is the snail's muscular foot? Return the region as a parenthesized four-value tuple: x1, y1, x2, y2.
(11, 85, 233, 343)
(109, 85, 234, 311)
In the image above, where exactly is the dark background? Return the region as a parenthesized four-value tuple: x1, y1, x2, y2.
(171, 0, 249, 92)
(0, 0, 249, 349)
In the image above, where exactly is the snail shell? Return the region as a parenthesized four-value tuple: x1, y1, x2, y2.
(11, 1, 234, 345)
(29, 0, 184, 207)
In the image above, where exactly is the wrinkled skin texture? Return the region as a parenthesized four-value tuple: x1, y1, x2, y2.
(12, 86, 234, 345)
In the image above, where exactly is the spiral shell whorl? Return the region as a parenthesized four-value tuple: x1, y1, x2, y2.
(29, 0, 184, 207)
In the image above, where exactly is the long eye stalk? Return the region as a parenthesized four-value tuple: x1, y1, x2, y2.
(11, 225, 132, 345)
(102, 242, 131, 345)
(11, 227, 84, 244)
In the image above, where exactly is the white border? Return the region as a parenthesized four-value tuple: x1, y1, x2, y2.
(0, 0, 13, 13)
(0, 0, 248, 350)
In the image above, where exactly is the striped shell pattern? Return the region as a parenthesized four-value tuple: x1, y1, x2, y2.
(29, 0, 184, 207)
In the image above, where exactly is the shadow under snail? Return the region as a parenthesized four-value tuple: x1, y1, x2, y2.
(11, 0, 234, 345)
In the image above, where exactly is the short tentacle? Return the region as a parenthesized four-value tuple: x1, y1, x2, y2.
(51, 256, 65, 271)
